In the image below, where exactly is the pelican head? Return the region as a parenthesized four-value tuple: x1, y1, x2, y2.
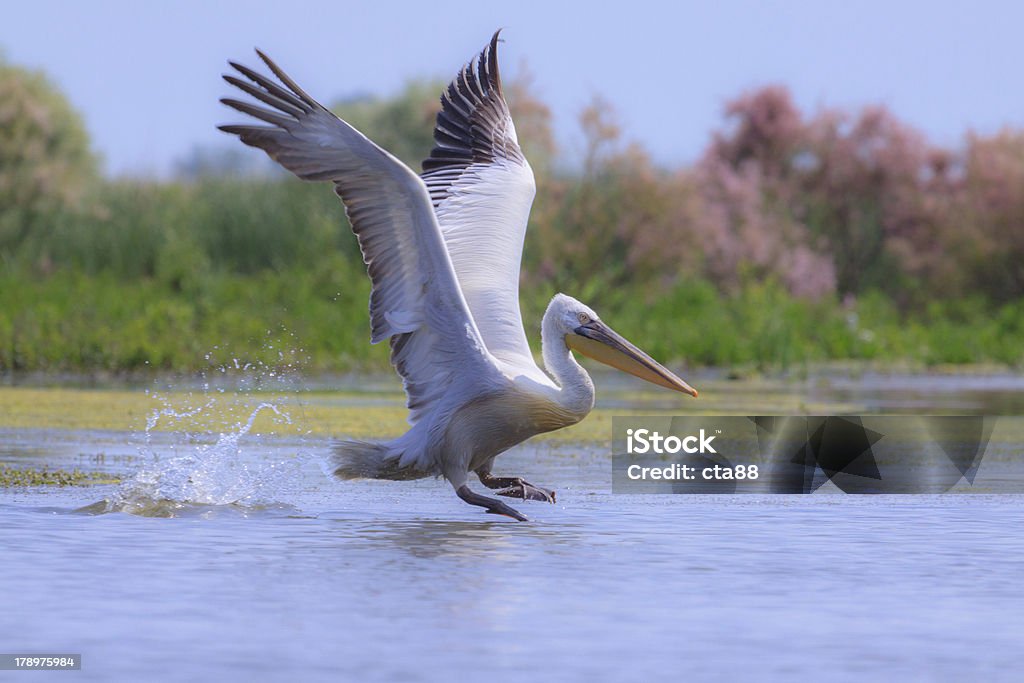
(546, 294, 698, 397)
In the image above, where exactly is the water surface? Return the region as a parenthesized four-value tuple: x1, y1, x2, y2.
(1, 375, 1022, 681)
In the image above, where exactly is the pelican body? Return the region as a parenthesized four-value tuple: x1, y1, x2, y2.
(220, 32, 697, 520)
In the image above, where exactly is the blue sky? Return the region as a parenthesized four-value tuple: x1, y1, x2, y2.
(3, 0, 1022, 176)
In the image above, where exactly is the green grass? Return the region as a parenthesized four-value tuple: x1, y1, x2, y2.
(0, 260, 383, 372)
(0, 378, 853, 444)
(3, 266, 1024, 374)
(0, 386, 625, 443)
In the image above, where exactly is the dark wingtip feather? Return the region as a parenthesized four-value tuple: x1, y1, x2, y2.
(488, 30, 503, 92)
(253, 48, 317, 105)
(218, 124, 268, 136)
(220, 97, 286, 125)
(420, 30, 522, 177)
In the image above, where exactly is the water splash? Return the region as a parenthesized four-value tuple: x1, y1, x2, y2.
(104, 338, 314, 516)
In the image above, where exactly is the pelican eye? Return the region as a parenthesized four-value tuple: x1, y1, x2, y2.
(577, 312, 591, 324)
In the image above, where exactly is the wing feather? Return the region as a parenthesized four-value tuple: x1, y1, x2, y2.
(421, 31, 539, 372)
(220, 50, 499, 423)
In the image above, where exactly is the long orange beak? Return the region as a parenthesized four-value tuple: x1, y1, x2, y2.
(565, 320, 698, 397)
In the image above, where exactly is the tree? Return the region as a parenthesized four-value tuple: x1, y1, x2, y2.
(0, 58, 98, 259)
(954, 130, 1024, 302)
(695, 87, 836, 299)
(800, 105, 938, 298)
(698, 85, 959, 303)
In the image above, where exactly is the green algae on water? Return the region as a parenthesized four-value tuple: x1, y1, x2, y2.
(0, 463, 121, 487)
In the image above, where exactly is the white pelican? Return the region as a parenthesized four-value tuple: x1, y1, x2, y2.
(220, 31, 697, 521)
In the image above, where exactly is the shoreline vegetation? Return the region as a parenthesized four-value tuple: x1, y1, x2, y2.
(3, 266, 1022, 374)
(1, 368, 1020, 438)
(2, 58, 1023, 376)
(0, 385, 645, 443)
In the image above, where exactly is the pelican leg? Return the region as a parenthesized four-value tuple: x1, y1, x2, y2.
(475, 467, 557, 504)
(456, 485, 528, 522)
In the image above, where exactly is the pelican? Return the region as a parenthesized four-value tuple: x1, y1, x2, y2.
(219, 31, 697, 521)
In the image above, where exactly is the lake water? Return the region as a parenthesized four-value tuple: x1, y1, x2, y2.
(2, 374, 1023, 681)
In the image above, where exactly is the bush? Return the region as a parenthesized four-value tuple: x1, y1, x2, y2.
(0, 58, 98, 260)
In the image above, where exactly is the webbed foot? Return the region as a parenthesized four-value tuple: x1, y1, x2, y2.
(494, 481, 556, 503)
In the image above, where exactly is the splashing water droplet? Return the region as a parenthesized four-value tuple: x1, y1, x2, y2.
(107, 334, 315, 516)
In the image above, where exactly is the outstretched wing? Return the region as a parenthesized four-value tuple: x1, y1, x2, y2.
(220, 51, 500, 423)
(421, 31, 539, 372)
